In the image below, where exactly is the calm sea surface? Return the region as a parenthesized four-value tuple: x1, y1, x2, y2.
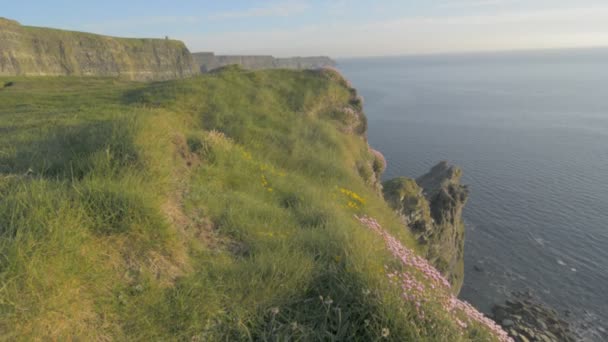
(338, 49, 608, 340)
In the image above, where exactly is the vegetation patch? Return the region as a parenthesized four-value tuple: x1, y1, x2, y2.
(0, 71, 506, 340)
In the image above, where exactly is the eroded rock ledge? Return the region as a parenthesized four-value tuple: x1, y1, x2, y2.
(383, 161, 469, 294)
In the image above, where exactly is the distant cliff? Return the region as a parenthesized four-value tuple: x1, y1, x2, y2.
(0, 18, 197, 81)
(383, 162, 469, 294)
(192, 52, 336, 72)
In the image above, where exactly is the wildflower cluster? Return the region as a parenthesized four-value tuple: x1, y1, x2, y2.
(207, 129, 229, 142)
(338, 187, 365, 210)
(256, 231, 290, 239)
(259, 164, 286, 192)
(356, 215, 513, 342)
(340, 106, 358, 117)
(261, 174, 273, 192)
(241, 150, 252, 160)
(370, 148, 387, 173)
(319, 295, 334, 306)
(259, 163, 286, 178)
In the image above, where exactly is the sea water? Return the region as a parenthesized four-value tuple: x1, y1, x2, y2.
(338, 48, 608, 340)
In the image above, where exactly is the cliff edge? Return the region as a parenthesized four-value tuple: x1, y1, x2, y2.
(0, 61, 510, 340)
(383, 161, 469, 294)
(0, 18, 197, 80)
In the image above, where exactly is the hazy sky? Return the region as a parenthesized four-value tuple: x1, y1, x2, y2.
(4, 1, 608, 57)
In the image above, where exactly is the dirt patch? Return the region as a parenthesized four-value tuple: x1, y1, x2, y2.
(171, 133, 200, 169)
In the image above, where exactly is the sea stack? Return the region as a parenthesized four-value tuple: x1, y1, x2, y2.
(383, 161, 469, 294)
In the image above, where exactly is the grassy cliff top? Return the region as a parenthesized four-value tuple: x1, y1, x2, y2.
(20, 25, 190, 49)
(2, 17, 186, 47)
(0, 69, 503, 340)
(0, 17, 19, 26)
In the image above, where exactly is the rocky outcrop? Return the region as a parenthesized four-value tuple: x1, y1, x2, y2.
(492, 292, 577, 342)
(192, 52, 336, 73)
(383, 161, 468, 294)
(383, 177, 434, 236)
(0, 18, 197, 80)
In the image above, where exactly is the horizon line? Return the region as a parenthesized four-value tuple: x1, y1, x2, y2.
(333, 45, 608, 60)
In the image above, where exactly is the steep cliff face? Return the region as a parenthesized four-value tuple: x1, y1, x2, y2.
(383, 161, 469, 294)
(192, 52, 336, 72)
(316, 68, 384, 194)
(0, 18, 197, 80)
(382, 177, 434, 236)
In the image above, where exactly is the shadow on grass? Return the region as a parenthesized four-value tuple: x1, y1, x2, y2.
(249, 270, 385, 341)
(0, 120, 139, 180)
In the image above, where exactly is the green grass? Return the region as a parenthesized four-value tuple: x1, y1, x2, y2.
(0, 69, 497, 340)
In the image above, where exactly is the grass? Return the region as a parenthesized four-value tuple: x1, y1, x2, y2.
(0, 69, 499, 340)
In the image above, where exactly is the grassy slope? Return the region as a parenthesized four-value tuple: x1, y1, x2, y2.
(0, 69, 496, 341)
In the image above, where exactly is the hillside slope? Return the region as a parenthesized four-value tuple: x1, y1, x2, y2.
(0, 18, 196, 80)
(0, 68, 508, 341)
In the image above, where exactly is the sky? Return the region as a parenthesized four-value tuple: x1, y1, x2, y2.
(4, 1, 608, 57)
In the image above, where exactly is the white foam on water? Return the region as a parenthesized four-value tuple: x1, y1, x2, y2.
(533, 237, 545, 246)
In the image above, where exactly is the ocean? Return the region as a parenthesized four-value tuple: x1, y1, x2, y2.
(338, 48, 608, 340)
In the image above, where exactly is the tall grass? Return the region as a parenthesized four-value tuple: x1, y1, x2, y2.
(0, 71, 500, 340)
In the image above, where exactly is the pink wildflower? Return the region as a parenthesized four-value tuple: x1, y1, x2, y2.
(356, 215, 513, 342)
(370, 148, 387, 172)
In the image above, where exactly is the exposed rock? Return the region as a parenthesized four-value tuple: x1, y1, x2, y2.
(492, 292, 577, 342)
(192, 52, 336, 72)
(382, 177, 433, 237)
(417, 161, 468, 294)
(383, 161, 468, 294)
(518, 335, 530, 342)
(0, 18, 197, 80)
(416, 161, 468, 228)
(365, 148, 386, 195)
(301, 66, 376, 194)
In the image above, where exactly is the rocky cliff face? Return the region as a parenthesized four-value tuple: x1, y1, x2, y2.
(192, 52, 336, 72)
(383, 161, 469, 294)
(0, 18, 197, 81)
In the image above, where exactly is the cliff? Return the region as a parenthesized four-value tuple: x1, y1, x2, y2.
(192, 51, 336, 72)
(0, 18, 197, 80)
(0, 18, 511, 338)
(275, 56, 337, 69)
(383, 161, 469, 294)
